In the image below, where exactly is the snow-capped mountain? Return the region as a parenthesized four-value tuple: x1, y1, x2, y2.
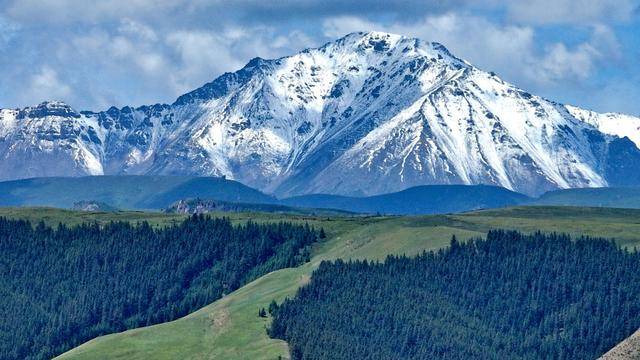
(2, 31, 640, 196)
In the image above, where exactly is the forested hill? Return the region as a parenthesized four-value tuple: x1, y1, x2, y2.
(0, 215, 319, 360)
(270, 230, 640, 359)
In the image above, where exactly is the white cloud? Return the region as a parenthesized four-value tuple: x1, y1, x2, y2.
(164, 27, 321, 93)
(0, 0, 636, 115)
(322, 16, 381, 38)
(118, 18, 158, 42)
(271, 30, 316, 52)
(0, 15, 322, 109)
(27, 66, 72, 102)
(535, 43, 598, 82)
(165, 30, 244, 93)
(529, 24, 621, 84)
(69, 26, 170, 79)
(386, 14, 537, 82)
(323, 14, 621, 88)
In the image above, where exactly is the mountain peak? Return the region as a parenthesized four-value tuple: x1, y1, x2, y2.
(2, 33, 640, 198)
(34, 100, 73, 110)
(327, 31, 410, 54)
(325, 31, 465, 70)
(17, 100, 80, 119)
(174, 32, 467, 107)
(342, 30, 404, 44)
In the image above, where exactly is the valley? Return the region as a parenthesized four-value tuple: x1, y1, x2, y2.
(12, 205, 632, 359)
(7, 175, 640, 217)
(0, 211, 319, 359)
(1, 29, 639, 360)
(3, 2, 640, 358)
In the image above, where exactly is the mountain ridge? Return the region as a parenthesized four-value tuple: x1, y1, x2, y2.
(7, 175, 640, 215)
(282, 184, 530, 215)
(2, 31, 640, 196)
(0, 175, 275, 209)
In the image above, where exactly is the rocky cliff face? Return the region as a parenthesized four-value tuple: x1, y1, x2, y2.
(1, 32, 640, 196)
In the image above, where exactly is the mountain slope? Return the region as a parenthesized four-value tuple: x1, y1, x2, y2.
(2, 32, 640, 196)
(55, 206, 640, 360)
(533, 187, 640, 209)
(0, 176, 275, 209)
(282, 184, 530, 215)
(0, 176, 529, 215)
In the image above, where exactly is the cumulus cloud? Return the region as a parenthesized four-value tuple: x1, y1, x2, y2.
(118, 18, 158, 42)
(3, 0, 471, 28)
(0, 0, 637, 114)
(323, 14, 622, 89)
(165, 27, 320, 93)
(536, 43, 599, 82)
(532, 25, 621, 84)
(8, 0, 636, 28)
(163, 0, 469, 21)
(27, 66, 72, 102)
(322, 16, 381, 38)
(0, 11, 323, 110)
(385, 14, 538, 83)
(166, 30, 245, 93)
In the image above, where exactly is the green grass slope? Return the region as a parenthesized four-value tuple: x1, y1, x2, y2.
(38, 206, 640, 359)
(0, 207, 185, 227)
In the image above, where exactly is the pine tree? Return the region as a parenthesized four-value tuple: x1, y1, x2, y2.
(270, 231, 640, 360)
(268, 300, 279, 315)
(0, 216, 319, 359)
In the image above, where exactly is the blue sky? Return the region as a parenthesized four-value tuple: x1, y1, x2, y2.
(0, 0, 638, 115)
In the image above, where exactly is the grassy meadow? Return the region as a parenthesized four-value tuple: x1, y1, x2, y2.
(0, 205, 634, 359)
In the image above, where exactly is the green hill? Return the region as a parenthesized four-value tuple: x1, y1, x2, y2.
(5, 176, 640, 216)
(0, 207, 185, 227)
(0, 215, 319, 359)
(0, 176, 275, 210)
(0, 177, 533, 215)
(533, 187, 640, 208)
(281, 185, 530, 215)
(33, 206, 640, 359)
(284, 186, 640, 214)
(164, 198, 354, 216)
(270, 231, 640, 359)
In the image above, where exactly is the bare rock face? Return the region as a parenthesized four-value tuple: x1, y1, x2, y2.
(165, 199, 217, 215)
(599, 330, 640, 360)
(72, 200, 116, 212)
(2, 32, 640, 197)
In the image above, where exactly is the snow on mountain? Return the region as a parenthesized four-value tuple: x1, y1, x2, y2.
(565, 105, 640, 148)
(1, 31, 639, 196)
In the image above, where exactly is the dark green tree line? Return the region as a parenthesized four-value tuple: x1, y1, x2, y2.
(270, 230, 640, 359)
(0, 215, 318, 359)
